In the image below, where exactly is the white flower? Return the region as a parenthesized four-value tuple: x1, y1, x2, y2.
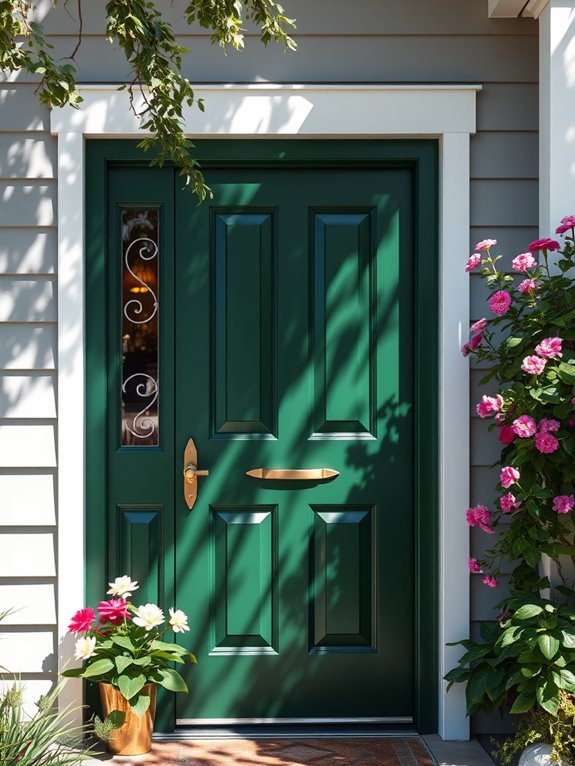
(133, 603, 164, 631)
(74, 636, 97, 661)
(169, 608, 190, 633)
(107, 575, 139, 599)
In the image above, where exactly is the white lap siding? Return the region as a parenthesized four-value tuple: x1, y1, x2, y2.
(0, 84, 58, 705)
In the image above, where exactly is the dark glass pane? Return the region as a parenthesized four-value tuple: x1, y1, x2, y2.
(121, 209, 159, 446)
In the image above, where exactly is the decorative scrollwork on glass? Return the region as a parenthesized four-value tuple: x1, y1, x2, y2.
(122, 373, 159, 442)
(121, 209, 160, 447)
(123, 237, 159, 324)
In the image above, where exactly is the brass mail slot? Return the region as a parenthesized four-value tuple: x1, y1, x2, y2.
(246, 468, 339, 480)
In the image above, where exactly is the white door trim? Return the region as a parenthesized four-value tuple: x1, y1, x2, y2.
(51, 83, 479, 740)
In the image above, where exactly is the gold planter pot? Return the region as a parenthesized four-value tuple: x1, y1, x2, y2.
(99, 683, 157, 756)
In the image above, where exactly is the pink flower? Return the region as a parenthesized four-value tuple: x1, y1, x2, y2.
(500, 466, 520, 488)
(97, 599, 130, 624)
(466, 254, 482, 272)
(68, 607, 95, 634)
(475, 238, 497, 252)
(482, 576, 498, 588)
(552, 495, 575, 514)
(470, 318, 488, 334)
(528, 238, 561, 253)
(521, 355, 547, 375)
(500, 492, 521, 513)
(539, 418, 561, 433)
(476, 394, 504, 419)
(535, 432, 559, 454)
(535, 337, 563, 359)
(468, 558, 482, 573)
(512, 252, 537, 272)
(466, 504, 494, 534)
(468, 333, 483, 350)
(518, 278, 537, 294)
(462, 333, 483, 356)
(498, 425, 516, 445)
(512, 415, 537, 438)
(556, 216, 575, 234)
(489, 290, 512, 315)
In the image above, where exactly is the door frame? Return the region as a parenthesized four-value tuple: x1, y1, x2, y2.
(51, 84, 478, 739)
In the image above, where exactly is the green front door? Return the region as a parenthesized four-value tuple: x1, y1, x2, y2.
(87, 140, 438, 730)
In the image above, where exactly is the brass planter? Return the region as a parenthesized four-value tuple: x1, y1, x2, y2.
(99, 683, 157, 756)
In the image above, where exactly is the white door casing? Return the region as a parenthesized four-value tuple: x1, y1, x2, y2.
(51, 83, 478, 739)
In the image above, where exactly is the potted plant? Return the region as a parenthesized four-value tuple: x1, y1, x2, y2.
(448, 220, 575, 763)
(61, 575, 197, 755)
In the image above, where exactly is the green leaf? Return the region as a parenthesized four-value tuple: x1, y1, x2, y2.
(557, 669, 575, 693)
(520, 665, 541, 678)
(129, 691, 151, 718)
(558, 362, 575, 383)
(536, 679, 560, 715)
(149, 650, 185, 663)
(156, 667, 188, 693)
(150, 639, 186, 653)
(510, 691, 535, 714)
(539, 386, 561, 403)
(111, 635, 135, 652)
(115, 655, 133, 674)
(480, 621, 502, 643)
(552, 400, 573, 423)
(117, 672, 146, 701)
(107, 709, 126, 729)
(463, 644, 496, 662)
(444, 667, 470, 684)
(498, 626, 523, 648)
(82, 658, 115, 678)
(514, 604, 544, 620)
(538, 634, 560, 660)
(505, 668, 528, 690)
(61, 667, 84, 678)
(561, 629, 575, 649)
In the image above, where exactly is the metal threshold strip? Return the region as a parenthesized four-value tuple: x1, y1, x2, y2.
(157, 717, 417, 740)
(176, 717, 413, 725)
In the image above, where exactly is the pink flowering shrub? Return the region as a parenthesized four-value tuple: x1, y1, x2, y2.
(462, 222, 575, 593)
(446, 220, 575, 726)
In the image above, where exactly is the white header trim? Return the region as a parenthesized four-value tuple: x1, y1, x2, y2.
(51, 83, 479, 138)
(51, 84, 477, 740)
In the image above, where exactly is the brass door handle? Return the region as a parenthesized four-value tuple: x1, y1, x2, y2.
(246, 468, 339, 480)
(183, 438, 209, 510)
(184, 467, 210, 482)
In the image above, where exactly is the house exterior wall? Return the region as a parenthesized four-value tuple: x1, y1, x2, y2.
(0, 0, 537, 734)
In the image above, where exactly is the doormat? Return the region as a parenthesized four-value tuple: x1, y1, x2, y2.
(100, 736, 435, 766)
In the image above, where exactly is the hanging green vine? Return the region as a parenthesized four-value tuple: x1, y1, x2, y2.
(0, 0, 296, 200)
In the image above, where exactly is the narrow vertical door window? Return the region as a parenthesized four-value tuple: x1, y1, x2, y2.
(121, 209, 159, 446)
